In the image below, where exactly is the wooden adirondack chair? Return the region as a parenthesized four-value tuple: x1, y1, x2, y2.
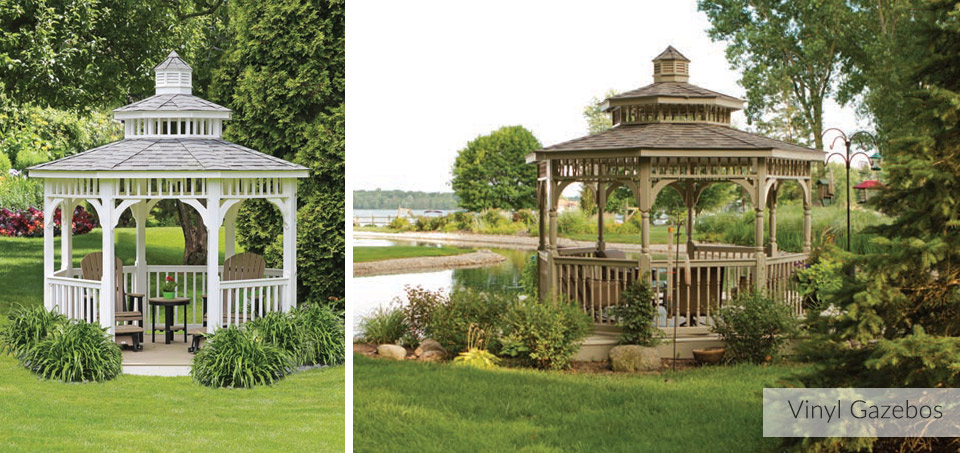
(201, 251, 266, 326)
(80, 252, 145, 349)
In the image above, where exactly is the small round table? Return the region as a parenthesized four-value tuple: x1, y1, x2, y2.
(149, 297, 189, 345)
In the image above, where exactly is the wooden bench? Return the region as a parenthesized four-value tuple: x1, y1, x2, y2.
(115, 325, 144, 351)
(188, 327, 207, 353)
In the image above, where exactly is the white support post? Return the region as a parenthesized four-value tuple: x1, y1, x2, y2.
(134, 201, 148, 295)
(60, 199, 73, 276)
(206, 180, 223, 331)
(282, 179, 298, 310)
(42, 183, 55, 310)
(100, 181, 116, 334)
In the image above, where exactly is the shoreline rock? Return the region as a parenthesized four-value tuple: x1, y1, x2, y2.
(354, 249, 506, 277)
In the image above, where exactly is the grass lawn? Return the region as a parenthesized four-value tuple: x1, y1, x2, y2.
(0, 355, 345, 451)
(0, 227, 344, 451)
(353, 245, 473, 263)
(354, 356, 800, 452)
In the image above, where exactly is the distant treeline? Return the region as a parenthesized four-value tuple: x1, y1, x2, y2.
(353, 190, 459, 210)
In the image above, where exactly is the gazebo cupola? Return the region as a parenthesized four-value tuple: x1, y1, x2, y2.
(28, 51, 308, 343)
(604, 46, 744, 126)
(528, 46, 824, 336)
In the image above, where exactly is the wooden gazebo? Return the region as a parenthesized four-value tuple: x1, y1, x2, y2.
(528, 47, 821, 332)
(28, 52, 308, 341)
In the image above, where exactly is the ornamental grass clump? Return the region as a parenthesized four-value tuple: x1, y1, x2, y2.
(192, 326, 294, 388)
(0, 305, 66, 359)
(246, 311, 314, 366)
(293, 303, 345, 366)
(20, 320, 122, 382)
(453, 324, 499, 370)
(358, 306, 407, 345)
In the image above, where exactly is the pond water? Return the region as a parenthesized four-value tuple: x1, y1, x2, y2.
(352, 239, 531, 329)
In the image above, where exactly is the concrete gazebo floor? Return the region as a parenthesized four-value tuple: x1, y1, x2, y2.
(120, 332, 196, 377)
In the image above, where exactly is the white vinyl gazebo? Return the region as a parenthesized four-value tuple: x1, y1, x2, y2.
(28, 52, 308, 340)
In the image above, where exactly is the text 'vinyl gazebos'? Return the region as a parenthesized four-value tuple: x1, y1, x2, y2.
(528, 47, 822, 333)
(29, 52, 308, 340)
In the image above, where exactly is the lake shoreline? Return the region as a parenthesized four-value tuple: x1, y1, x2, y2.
(353, 231, 688, 254)
(353, 249, 507, 277)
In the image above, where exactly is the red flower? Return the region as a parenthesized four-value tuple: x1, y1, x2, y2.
(165, 276, 175, 282)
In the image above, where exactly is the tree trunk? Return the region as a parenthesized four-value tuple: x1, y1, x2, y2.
(178, 201, 207, 265)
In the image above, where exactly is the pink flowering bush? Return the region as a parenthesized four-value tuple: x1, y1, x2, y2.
(0, 205, 97, 237)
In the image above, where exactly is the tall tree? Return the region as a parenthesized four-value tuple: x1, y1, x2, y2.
(583, 89, 619, 135)
(797, 2, 960, 450)
(698, 0, 856, 150)
(451, 125, 540, 212)
(218, 0, 345, 307)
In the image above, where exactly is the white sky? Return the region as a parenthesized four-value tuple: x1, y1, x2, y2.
(346, 0, 866, 193)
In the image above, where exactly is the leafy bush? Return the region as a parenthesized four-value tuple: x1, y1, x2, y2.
(247, 311, 313, 366)
(0, 305, 66, 359)
(427, 289, 510, 354)
(0, 205, 97, 237)
(1, 104, 120, 170)
(610, 281, 663, 346)
(557, 210, 593, 235)
(388, 216, 412, 231)
(192, 326, 294, 388)
(359, 306, 407, 344)
(399, 286, 445, 345)
(293, 303, 345, 366)
(453, 324, 499, 369)
(795, 249, 844, 310)
(712, 292, 798, 364)
(520, 254, 539, 299)
(20, 320, 121, 382)
(500, 297, 594, 370)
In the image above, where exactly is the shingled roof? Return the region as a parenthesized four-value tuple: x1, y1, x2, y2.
(154, 51, 192, 71)
(536, 123, 820, 155)
(114, 94, 230, 113)
(653, 46, 689, 62)
(29, 139, 307, 172)
(609, 82, 743, 103)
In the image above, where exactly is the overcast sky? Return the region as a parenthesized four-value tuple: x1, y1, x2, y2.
(346, 0, 866, 193)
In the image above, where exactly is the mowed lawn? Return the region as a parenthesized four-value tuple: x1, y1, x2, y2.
(354, 356, 799, 452)
(0, 355, 345, 451)
(353, 245, 472, 263)
(0, 227, 344, 451)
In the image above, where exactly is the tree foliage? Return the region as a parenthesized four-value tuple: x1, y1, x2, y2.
(698, 0, 857, 149)
(222, 0, 345, 308)
(451, 125, 540, 212)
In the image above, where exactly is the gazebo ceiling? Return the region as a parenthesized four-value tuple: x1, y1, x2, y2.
(28, 138, 307, 174)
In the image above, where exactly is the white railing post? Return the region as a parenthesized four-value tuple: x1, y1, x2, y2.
(60, 198, 73, 277)
(206, 179, 223, 331)
(282, 179, 297, 310)
(99, 180, 116, 334)
(134, 201, 148, 294)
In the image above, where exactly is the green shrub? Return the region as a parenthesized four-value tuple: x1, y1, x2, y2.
(20, 320, 121, 382)
(520, 254, 539, 299)
(359, 306, 407, 344)
(610, 281, 663, 346)
(192, 326, 294, 388)
(399, 286, 445, 345)
(500, 297, 594, 370)
(247, 311, 313, 366)
(427, 289, 510, 354)
(557, 210, 593, 235)
(0, 305, 66, 359)
(0, 153, 10, 174)
(0, 174, 43, 210)
(387, 216, 411, 231)
(294, 303, 345, 366)
(795, 249, 844, 310)
(712, 292, 798, 364)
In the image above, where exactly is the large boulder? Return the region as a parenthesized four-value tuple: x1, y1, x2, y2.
(377, 344, 407, 361)
(420, 350, 446, 362)
(609, 345, 661, 372)
(415, 339, 447, 358)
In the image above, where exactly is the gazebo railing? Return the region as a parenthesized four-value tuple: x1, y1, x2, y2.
(48, 271, 101, 323)
(691, 244, 756, 260)
(550, 252, 806, 330)
(54, 265, 286, 329)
